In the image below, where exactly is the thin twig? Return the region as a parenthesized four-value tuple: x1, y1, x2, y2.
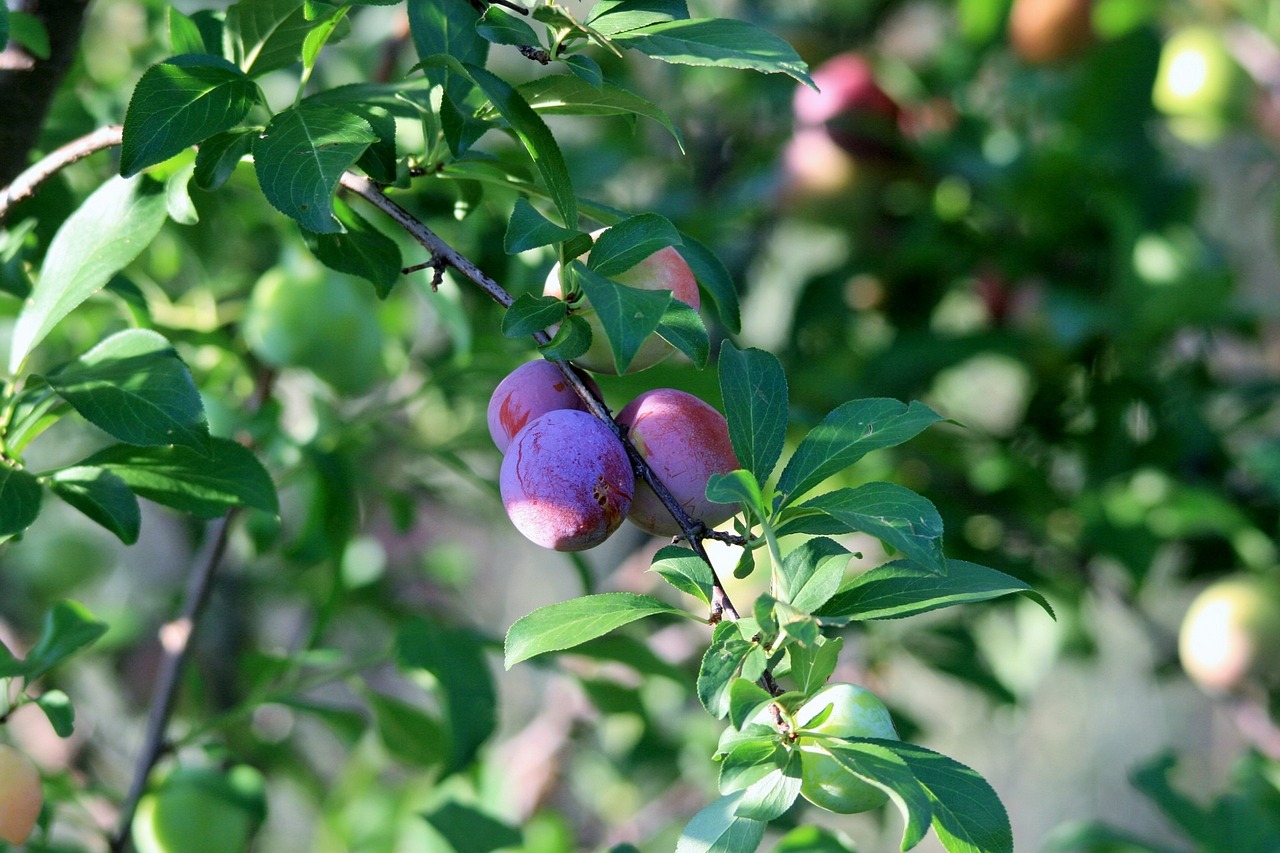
(0, 124, 123, 222)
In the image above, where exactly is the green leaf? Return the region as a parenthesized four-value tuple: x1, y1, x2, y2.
(304, 197, 402, 297)
(367, 691, 449, 769)
(465, 62, 577, 227)
(192, 128, 257, 190)
(788, 635, 842, 695)
(502, 293, 567, 338)
(718, 732, 786, 794)
(781, 483, 947, 574)
(778, 537, 851, 614)
(36, 690, 75, 737)
(397, 618, 497, 775)
(824, 741, 933, 850)
(120, 56, 261, 177)
(504, 197, 583, 253)
(504, 592, 686, 669)
(734, 749, 803, 821)
(476, 6, 539, 47)
(888, 741, 1014, 853)
(0, 465, 42, 539)
(408, 0, 488, 104)
(778, 399, 945, 505)
(44, 329, 209, 451)
(587, 0, 689, 36)
(24, 601, 108, 684)
(81, 437, 278, 518)
(718, 342, 787, 483)
(588, 213, 682, 278)
(8, 12, 49, 60)
(706, 469, 768, 522)
(167, 8, 206, 54)
(674, 792, 766, 853)
(253, 104, 376, 233)
(514, 74, 684, 150)
(165, 162, 200, 225)
(422, 802, 522, 853)
(300, 7, 349, 69)
(9, 176, 168, 373)
(0, 639, 22, 678)
(562, 54, 603, 87)
(656, 299, 710, 368)
(678, 234, 739, 333)
(819, 559, 1055, 621)
(0, 5, 9, 50)
(698, 621, 756, 719)
(614, 18, 813, 86)
(48, 467, 142, 545)
(726, 678, 775, 730)
(225, 0, 310, 76)
(650, 544, 714, 606)
(537, 313, 592, 361)
(774, 826, 857, 853)
(573, 261, 671, 373)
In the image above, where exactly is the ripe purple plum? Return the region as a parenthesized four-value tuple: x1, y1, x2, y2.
(501, 409, 634, 551)
(794, 682, 899, 814)
(0, 744, 42, 845)
(616, 389, 739, 536)
(543, 229, 700, 375)
(487, 360, 599, 453)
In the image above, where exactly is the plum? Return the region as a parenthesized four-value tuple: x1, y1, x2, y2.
(544, 229, 700, 374)
(500, 409, 634, 551)
(617, 389, 739, 536)
(1008, 0, 1093, 65)
(794, 682, 899, 814)
(487, 360, 598, 453)
(0, 744, 42, 845)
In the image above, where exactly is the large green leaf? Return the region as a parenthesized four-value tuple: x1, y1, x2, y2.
(504, 197, 583, 253)
(888, 741, 1014, 853)
(650, 544, 715, 606)
(45, 329, 209, 451)
(656, 300, 710, 369)
(396, 618, 497, 774)
(777, 537, 851, 614)
(513, 74, 685, 150)
(407, 0, 487, 103)
(23, 600, 109, 684)
(504, 592, 686, 669)
(0, 465, 42, 538)
(587, 0, 689, 36)
(253, 104, 375, 233)
(718, 342, 788, 483)
(121, 55, 262, 177)
(778, 399, 944, 505)
(81, 437, 277, 518)
(824, 741, 934, 850)
(573, 261, 671, 374)
(224, 0, 309, 76)
(9, 175, 168, 373)
(818, 560, 1055, 621)
(422, 802, 522, 853)
(613, 18, 813, 86)
(674, 792, 766, 853)
(780, 482, 947, 574)
(48, 467, 142, 545)
(588, 213, 682, 277)
(304, 196, 402, 297)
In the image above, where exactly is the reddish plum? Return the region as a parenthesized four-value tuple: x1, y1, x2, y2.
(500, 409, 634, 551)
(487, 360, 597, 453)
(617, 389, 739, 536)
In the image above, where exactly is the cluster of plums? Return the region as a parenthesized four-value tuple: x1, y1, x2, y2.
(488, 360, 740, 551)
(0, 743, 42, 846)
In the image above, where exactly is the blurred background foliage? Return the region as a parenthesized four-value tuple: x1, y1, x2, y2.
(3, 0, 1280, 850)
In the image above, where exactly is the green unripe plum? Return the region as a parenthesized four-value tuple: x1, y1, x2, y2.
(543, 229, 700, 375)
(243, 261, 385, 396)
(1153, 27, 1249, 143)
(132, 765, 266, 853)
(0, 744, 42, 845)
(795, 683, 899, 814)
(1179, 574, 1280, 694)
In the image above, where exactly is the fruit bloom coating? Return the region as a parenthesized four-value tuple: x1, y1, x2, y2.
(1179, 574, 1280, 694)
(616, 389, 740, 536)
(543, 230, 700, 375)
(133, 765, 266, 853)
(0, 744, 42, 845)
(487, 360, 597, 453)
(500, 409, 634, 551)
(795, 683, 899, 814)
(1008, 0, 1093, 65)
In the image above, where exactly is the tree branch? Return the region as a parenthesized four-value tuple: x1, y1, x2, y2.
(0, 124, 123, 223)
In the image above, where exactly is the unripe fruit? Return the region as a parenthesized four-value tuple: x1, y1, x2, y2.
(1008, 0, 1094, 65)
(0, 744, 42, 845)
(133, 765, 266, 853)
(1153, 26, 1248, 144)
(543, 230, 700, 375)
(1179, 574, 1280, 694)
(795, 683, 899, 814)
(616, 389, 740, 536)
(243, 263, 385, 396)
(487, 360, 598, 453)
(500, 409, 634, 551)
